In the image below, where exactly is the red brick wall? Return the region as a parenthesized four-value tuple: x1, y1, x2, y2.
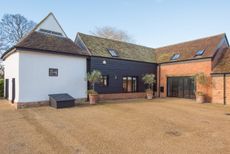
(212, 75, 224, 104)
(226, 76, 230, 104)
(158, 59, 212, 102)
(212, 75, 230, 105)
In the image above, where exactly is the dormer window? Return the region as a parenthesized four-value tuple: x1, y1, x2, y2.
(195, 49, 205, 56)
(39, 29, 63, 36)
(107, 48, 119, 57)
(171, 53, 180, 60)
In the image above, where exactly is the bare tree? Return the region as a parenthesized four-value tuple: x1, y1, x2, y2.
(0, 14, 36, 53)
(91, 26, 133, 43)
(0, 30, 6, 54)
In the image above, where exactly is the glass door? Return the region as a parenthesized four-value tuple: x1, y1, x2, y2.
(167, 77, 195, 98)
(123, 76, 138, 93)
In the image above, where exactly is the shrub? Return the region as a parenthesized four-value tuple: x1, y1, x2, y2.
(0, 79, 4, 97)
(195, 73, 209, 86)
(195, 73, 209, 96)
(142, 74, 156, 91)
(87, 89, 98, 95)
(196, 91, 204, 96)
(86, 70, 102, 94)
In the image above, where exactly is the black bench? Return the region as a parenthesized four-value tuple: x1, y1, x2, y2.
(49, 93, 75, 108)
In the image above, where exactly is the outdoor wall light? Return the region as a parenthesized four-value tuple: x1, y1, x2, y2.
(102, 60, 107, 64)
(114, 75, 118, 80)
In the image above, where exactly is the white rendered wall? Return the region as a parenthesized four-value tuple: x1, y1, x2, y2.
(18, 50, 87, 103)
(4, 52, 20, 102)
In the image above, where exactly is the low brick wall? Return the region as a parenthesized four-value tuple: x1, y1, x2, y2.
(212, 75, 230, 105)
(13, 98, 87, 109)
(16, 101, 49, 109)
(212, 75, 224, 104)
(98, 92, 146, 101)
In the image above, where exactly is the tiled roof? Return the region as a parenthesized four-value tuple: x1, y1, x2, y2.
(15, 31, 89, 56)
(1, 31, 89, 59)
(155, 34, 226, 63)
(213, 48, 230, 73)
(78, 33, 156, 63)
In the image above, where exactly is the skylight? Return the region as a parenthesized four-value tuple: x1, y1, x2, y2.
(171, 53, 180, 60)
(107, 48, 119, 57)
(195, 49, 205, 56)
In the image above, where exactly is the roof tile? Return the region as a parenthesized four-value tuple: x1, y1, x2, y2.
(16, 31, 89, 56)
(155, 34, 225, 63)
(78, 33, 156, 63)
(213, 48, 230, 73)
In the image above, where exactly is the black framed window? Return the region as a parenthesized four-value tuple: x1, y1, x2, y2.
(122, 76, 138, 93)
(101, 75, 108, 86)
(49, 68, 58, 77)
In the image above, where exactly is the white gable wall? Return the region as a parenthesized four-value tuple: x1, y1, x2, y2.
(18, 50, 87, 102)
(4, 52, 20, 102)
(35, 14, 67, 37)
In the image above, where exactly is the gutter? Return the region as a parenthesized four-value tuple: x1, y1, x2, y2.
(2, 47, 90, 60)
(158, 57, 212, 65)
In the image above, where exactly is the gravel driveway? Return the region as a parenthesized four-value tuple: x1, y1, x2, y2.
(0, 98, 230, 154)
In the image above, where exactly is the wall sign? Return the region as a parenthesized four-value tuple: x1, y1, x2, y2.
(49, 68, 58, 77)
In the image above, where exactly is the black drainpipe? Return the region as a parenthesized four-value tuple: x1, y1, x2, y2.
(223, 74, 226, 105)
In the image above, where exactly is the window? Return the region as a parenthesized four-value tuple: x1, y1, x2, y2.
(160, 86, 164, 92)
(101, 75, 108, 86)
(123, 76, 138, 93)
(39, 29, 63, 36)
(107, 48, 119, 57)
(171, 53, 180, 60)
(49, 68, 58, 77)
(195, 49, 205, 56)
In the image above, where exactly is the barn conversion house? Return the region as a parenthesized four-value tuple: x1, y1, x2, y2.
(2, 13, 230, 108)
(2, 13, 89, 108)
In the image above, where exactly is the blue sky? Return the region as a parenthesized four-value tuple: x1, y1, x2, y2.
(0, 0, 229, 48)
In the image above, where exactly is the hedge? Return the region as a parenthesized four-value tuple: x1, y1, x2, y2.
(0, 79, 4, 97)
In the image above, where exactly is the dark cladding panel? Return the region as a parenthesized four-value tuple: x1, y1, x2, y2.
(88, 57, 157, 94)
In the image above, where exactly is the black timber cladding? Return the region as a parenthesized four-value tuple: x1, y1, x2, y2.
(88, 57, 157, 94)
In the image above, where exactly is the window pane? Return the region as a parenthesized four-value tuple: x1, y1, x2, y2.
(132, 77, 137, 92)
(107, 48, 119, 57)
(101, 75, 108, 86)
(123, 77, 127, 92)
(171, 54, 180, 60)
(123, 76, 138, 93)
(127, 78, 132, 92)
(196, 49, 205, 56)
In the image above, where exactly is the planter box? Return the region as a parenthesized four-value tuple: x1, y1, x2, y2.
(49, 93, 75, 109)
